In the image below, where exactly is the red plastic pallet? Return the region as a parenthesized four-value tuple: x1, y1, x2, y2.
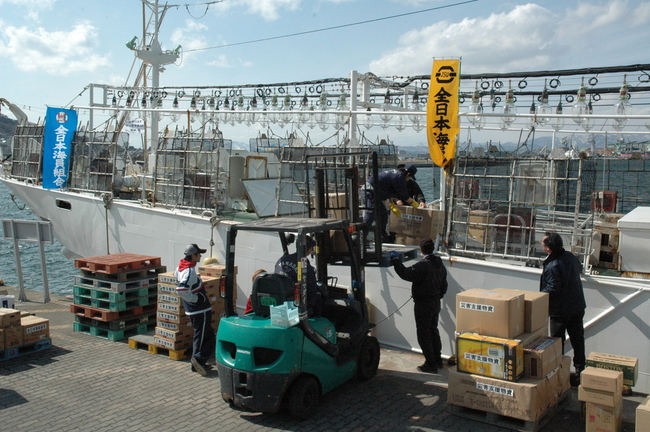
(69, 303, 156, 322)
(74, 253, 162, 274)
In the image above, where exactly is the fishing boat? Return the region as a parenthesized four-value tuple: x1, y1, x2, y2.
(2, 0, 650, 393)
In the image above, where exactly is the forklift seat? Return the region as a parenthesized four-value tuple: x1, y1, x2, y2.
(251, 273, 296, 318)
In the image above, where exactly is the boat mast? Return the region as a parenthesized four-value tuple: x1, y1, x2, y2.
(127, 0, 181, 165)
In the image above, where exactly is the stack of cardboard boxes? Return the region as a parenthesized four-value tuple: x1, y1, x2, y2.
(448, 287, 571, 423)
(71, 253, 162, 340)
(637, 397, 650, 432)
(154, 264, 235, 352)
(0, 307, 50, 359)
(579, 367, 624, 432)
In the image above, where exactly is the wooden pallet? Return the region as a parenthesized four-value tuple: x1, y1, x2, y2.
(74, 274, 159, 292)
(70, 302, 156, 322)
(128, 333, 188, 361)
(447, 390, 571, 432)
(74, 253, 162, 273)
(74, 311, 156, 331)
(79, 266, 167, 283)
(0, 339, 52, 361)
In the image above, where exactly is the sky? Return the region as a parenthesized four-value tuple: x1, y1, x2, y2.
(1, 0, 650, 147)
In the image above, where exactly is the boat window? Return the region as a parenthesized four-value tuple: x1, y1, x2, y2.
(56, 200, 72, 211)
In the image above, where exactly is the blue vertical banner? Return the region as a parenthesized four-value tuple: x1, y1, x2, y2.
(42, 107, 77, 189)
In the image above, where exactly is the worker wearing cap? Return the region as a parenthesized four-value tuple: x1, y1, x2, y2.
(364, 165, 419, 242)
(395, 164, 427, 208)
(175, 243, 215, 376)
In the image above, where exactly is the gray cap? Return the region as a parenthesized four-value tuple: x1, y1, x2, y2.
(184, 243, 206, 256)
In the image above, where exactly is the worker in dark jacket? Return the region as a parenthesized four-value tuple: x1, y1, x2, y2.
(364, 165, 418, 241)
(391, 238, 448, 374)
(540, 232, 587, 379)
(175, 243, 215, 376)
(395, 163, 426, 208)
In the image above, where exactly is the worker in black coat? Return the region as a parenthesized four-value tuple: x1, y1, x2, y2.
(391, 238, 448, 374)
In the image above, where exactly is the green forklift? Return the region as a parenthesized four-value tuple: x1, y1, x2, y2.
(216, 217, 380, 420)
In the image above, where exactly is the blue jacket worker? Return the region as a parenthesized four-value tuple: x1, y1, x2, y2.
(391, 238, 448, 374)
(175, 243, 215, 376)
(364, 165, 418, 241)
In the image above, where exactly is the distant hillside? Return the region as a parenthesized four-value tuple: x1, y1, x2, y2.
(0, 114, 17, 137)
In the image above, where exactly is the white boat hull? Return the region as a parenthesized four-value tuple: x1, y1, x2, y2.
(3, 176, 650, 393)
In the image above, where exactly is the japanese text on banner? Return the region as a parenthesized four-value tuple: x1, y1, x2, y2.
(42, 107, 78, 189)
(426, 59, 460, 168)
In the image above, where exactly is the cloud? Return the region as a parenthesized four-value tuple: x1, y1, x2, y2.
(368, 1, 650, 76)
(213, 0, 302, 21)
(0, 0, 56, 20)
(0, 20, 110, 74)
(171, 19, 210, 62)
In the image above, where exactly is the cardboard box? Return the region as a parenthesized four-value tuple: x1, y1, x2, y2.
(3, 325, 24, 349)
(0, 295, 15, 309)
(198, 263, 226, 277)
(515, 325, 548, 347)
(389, 206, 445, 239)
(0, 329, 4, 350)
(491, 288, 549, 333)
(524, 337, 562, 379)
(447, 356, 570, 422)
(154, 326, 192, 342)
(157, 319, 193, 333)
(0, 308, 21, 328)
(21, 316, 50, 344)
(587, 352, 638, 386)
(467, 210, 493, 244)
(456, 332, 524, 381)
(311, 192, 348, 219)
(393, 234, 421, 246)
(456, 289, 525, 339)
(153, 335, 192, 351)
(636, 396, 650, 432)
(581, 367, 624, 393)
(586, 401, 622, 432)
(578, 386, 623, 408)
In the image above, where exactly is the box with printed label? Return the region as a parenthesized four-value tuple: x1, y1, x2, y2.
(3, 325, 24, 349)
(515, 325, 548, 347)
(447, 355, 570, 422)
(636, 396, 650, 432)
(0, 307, 21, 328)
(389, 206, 445, 238)
(586, 401, 622, 432)
(524, 337, 562, 379)
(154, 326, 192, 342)
(198, 263, 226, 277)
(456, 332, 524, 382)
(156, 319, 193, 333)
(586, 352, 638, 387)
(21, 316, 50, 344)
(578, 385, 623, 408)
(456, 289, 525, 339)
(581, 367, 623, 393)
(153, 335, 192, 351)
(491, 288, 549, 333)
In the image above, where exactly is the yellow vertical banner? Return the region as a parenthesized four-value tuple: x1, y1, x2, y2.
(426, 59, 461, 168)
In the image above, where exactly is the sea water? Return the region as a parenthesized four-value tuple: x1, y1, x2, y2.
(0, 183, 76, 296)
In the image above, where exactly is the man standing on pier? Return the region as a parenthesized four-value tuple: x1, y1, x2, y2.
(540, 232, 586, 385)
(391, 238, 447, 374)
(175, 244, 215, 376)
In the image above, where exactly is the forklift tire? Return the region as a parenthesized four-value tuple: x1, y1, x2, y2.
(287, 376, 320, 420)
(356, 335, 380, 381)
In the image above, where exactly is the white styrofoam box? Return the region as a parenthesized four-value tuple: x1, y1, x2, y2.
(618, 206, 650, 272)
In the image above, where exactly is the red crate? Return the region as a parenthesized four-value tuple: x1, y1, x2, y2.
(75, 253, 162, 274)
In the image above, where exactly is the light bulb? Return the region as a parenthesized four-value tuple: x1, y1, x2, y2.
(501, 82, 516, 129)
(189, 97, 198, 123)
(268, 95, 279, 123)
(613, 78, 632, 131)
(572, 78, 588, 125)
(155, 97, 164, 121)
(380, 91, 393, 124)
(280, 94, 293, 124)
(297, 95, 310, 124)
(236, 95, 246, 124)
(395, 115, 406, 132)
(535, 85, 551, 126)
(222, 97, 231, 124)
(363, 108, 373, 130)
(315, 92, 329, 126)
(581, 101, 594, 132)
(307, 104, 317, 129)
(170, 96, 181, 122)
(408, 91, 422, 124)
(551, 101, 565, 131)
(467, 86, 485, 130)
(248, 96, 258, 125)
(334, 93, 348, 129)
